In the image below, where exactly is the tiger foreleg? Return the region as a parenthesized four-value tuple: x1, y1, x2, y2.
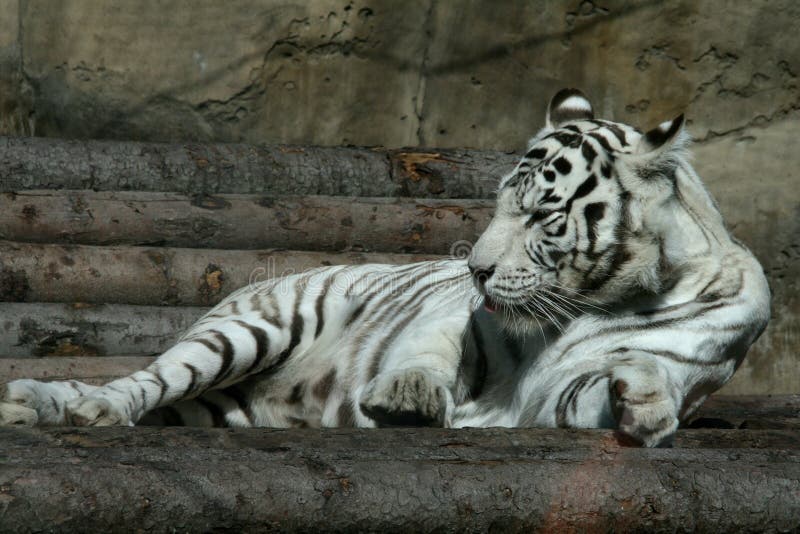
(0, 379, 98, 426)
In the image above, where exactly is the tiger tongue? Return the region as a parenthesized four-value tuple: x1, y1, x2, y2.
(484, 297, 498, 313)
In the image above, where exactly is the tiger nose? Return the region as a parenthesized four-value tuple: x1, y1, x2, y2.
(468, 263, 495, 291)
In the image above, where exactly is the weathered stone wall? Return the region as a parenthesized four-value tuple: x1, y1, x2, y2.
(0, 0, 31, 136)
(1, 1, 797, 149)
(0, 0, 797, 394)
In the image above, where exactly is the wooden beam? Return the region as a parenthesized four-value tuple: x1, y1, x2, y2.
(0, 190, 492, 254)
(0, 426, 797, 532)
(688, 394, 800, 430)
(0, 303, 206, 357)
(0, 241, 443, 306)
(0, 356, 154, 384)
(0, 136, 516, 198)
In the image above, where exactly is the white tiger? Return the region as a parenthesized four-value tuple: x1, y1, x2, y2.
(0, 89, 770, 447)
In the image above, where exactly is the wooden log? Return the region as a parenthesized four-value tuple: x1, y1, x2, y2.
(0, 303, 206, 357)
(0, 356, 154, 384)
(0, 426, 798, 532)
(0, 136, 516, 198)
(0, 241, 442, 307)
(687, 394, 800, 430)
(0, 190, 493, 253)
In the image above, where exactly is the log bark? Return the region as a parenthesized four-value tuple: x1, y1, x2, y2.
(0, 426, 798, 532)
(0, 136, 516, 198)
(0, 241, 442, 307)
(0, 303, 206, 357)
(0, 190, 492, 254)
(0, 356, 154, 384)
(688, 394, 800, 430)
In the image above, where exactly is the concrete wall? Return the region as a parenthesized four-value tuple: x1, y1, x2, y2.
(0, 0, 797, 394)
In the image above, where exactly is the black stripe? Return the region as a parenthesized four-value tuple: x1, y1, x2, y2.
(253, 283, 307, 380)
(347, 301, 368, 325)
(154, 371, 169, 405)
(545, 131, 579, 146)
(191, 338, 220, 354)
(540, 188, 562, 204)
(601, 161, 613, 179)
(259, 311, 282, 330)
(545, 222, 567, 237)
(525, 147, 548, 159)
(568, 373, 593, 416)
(314, 276, 335, 338)
(583, 245, 629, 291)
(287, 382, 304, 404)
(604, 123, 628, 146)
(548, 249, 566, 264)
(313, 369, 337, 401)
(583, 202, 606, 254)
(580, 141, 597, 166)
(210, 330, 235, 386)
(183, 363, 200, 396)
(234, 320, 270, 375)
(556, 372, 596, 427)
(567, 174, 598, 208)
(588, 132, 613, 152)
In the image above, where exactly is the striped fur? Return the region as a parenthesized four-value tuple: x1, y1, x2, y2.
(0, 89, 770, 447)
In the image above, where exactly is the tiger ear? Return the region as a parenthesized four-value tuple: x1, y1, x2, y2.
(628, 114, 688, 179)
(546, 88, 594, 129)
(634, 114, 685, 157)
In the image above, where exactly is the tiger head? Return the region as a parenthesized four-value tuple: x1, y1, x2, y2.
(469, 88, 688, 324)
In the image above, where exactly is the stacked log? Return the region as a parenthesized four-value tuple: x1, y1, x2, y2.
(0, 141, 511, 358)
(0, 191, 493, 253)
(0, 424, 798, 532)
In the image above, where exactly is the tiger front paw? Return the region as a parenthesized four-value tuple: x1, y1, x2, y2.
(610, 372, 678, 447)
(66, 396, 131, 427)
(359, 368, 450, 427)
(0, 380, 43, 426)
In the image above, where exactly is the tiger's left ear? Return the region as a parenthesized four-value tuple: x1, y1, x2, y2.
(633, 114, 685, 158)
(627, 114, 688, 178)
(546, 88, 594, 129)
